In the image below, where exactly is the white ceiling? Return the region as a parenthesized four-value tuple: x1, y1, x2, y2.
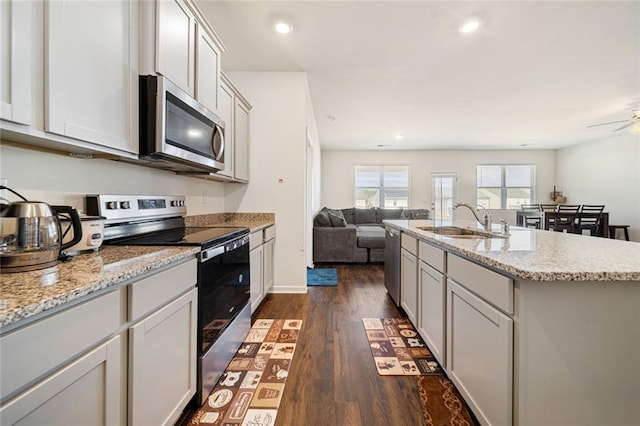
(196, 1, 640, 150)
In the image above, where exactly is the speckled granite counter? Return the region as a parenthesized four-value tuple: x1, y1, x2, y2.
(185, 212, 275, 232)
(384, 219, 640, 282)
(0, 245, 199, 329)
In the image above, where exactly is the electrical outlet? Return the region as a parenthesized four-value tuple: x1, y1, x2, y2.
(202, 191, 208, 204)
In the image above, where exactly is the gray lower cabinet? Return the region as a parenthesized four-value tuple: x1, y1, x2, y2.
(129, 288, 197, 426)
(250, 235, 264, 312)
(447, 279, 513, 426)
(0, 257, 198, 426)
(400, 233, 418, 325)
(0, 335, 122, 425)
(417, 260, 445, 366)
(250, 226, 276, 312)
(446, 254, 514, 426)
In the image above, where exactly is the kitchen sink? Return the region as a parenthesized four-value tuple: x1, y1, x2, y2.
(416, 226, 507, 239)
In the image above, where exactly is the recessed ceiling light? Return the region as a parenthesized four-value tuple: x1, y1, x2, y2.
(274, 19, 293, 34)
(395, 134, 403, 140)
(459, 18, 481, 34)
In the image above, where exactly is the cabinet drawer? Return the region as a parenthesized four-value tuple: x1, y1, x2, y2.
(401, 233, 418, 256)
(419, 241, 445, 272)
(1, 290, 120, 401)
(448, 254, 513, 314)
(129, 258, 197, 322)
(263, 225, 276, 242)
(249, 231, 263, 250)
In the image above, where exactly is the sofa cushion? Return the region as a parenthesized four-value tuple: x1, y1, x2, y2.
(353, 208, 376, 224)
(340, 208, 354, 224)
(356, 225, 385, 249)
(314, 210, 331, 227)
(327, 210, 347, 227)
(376, 208, 404, 222)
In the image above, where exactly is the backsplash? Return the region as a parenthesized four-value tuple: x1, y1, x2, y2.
(0, 142, 227, 216)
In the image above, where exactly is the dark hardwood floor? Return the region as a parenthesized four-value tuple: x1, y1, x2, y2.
(253, 264, 427, 426)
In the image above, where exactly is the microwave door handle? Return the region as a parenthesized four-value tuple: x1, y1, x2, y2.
(212, 125, 224, 161)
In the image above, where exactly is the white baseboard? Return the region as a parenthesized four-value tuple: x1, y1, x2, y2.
(270, 285, 308, 294)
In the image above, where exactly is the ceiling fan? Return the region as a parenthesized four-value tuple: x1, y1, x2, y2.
(586, 110, 640, 133)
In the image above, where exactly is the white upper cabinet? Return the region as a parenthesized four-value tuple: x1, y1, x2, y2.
(0, 0, 32, 125)
(195, 25, 220, 113)
(234, 97, 250, 182)
(148, 0, 223, 109)
(156, 0, 196, 96)
(217, 76, 234, 178)
(46, 0, 138, 153)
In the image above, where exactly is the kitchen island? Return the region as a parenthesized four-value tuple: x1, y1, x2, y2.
(384, 219, 640, 426)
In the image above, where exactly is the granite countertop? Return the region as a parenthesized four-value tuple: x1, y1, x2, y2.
(384, 219, 640, 282)
(0, 245, 200, 330)
(185, 212, 275, 232)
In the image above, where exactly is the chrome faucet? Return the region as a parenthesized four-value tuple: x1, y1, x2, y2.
(453, 203, 492, 231)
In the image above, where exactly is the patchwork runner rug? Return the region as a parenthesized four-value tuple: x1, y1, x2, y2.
(362, 318, 442, 376)
(363, 318, 478, 424)
(188, 319, 302, 426)
(307, 267, 338, 286)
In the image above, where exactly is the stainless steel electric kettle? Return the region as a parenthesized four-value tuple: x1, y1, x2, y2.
(0, 186, 82, 272)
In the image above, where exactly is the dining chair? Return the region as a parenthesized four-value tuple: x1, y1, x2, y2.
(520, 204, 541, 229)
(574, 205, 605, 236)
(552, 204, 581, 233)
(539, 204, 558, 229)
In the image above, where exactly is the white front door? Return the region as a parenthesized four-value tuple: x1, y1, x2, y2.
(431, 173, 457, 221)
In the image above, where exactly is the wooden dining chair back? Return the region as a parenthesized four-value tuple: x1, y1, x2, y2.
(520, 204, 542, 228)
(539, 204, 558, 212)
(521, 204, 540, 212)
(553, 204, 581, 232)
(575, 205, 605, 236)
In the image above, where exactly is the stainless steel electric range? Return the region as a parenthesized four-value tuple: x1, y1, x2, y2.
(86, 194, 251, 404)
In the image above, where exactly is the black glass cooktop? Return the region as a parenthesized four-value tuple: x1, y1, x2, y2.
(106, 226, 248, 248)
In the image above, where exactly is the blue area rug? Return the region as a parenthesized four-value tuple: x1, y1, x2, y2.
(307, 267, 338, 286)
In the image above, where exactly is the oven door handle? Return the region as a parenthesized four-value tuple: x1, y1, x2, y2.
(201, 245, 224, 262)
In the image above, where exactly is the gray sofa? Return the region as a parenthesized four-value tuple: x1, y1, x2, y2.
(313, 207, 430, 263)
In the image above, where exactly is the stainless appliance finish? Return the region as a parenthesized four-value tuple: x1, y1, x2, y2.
(0, 200, 82, 272)
(138, 75, 225, 173)
(89, 194, 251, 406)
(384, 226, 401, 305)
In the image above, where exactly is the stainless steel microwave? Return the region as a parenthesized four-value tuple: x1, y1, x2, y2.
(139, 75, 225, 173)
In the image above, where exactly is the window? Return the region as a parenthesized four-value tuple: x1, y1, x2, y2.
(355, 165, 410, 208)
(477, 165, 535, 209)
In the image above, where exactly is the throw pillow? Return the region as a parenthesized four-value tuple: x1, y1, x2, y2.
(327, 210, 347, 227)
(410, 209, 430, 219)
(314, 211, 331, 227)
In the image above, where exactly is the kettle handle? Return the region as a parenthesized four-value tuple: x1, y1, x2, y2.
(52, 205, 83, 251)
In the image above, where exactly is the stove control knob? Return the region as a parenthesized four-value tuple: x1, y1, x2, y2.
(120, 201, 131, 209)
(171, 200, 178, 207)
(106, 201, 118, 209)
(180, 200, 185, 206)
